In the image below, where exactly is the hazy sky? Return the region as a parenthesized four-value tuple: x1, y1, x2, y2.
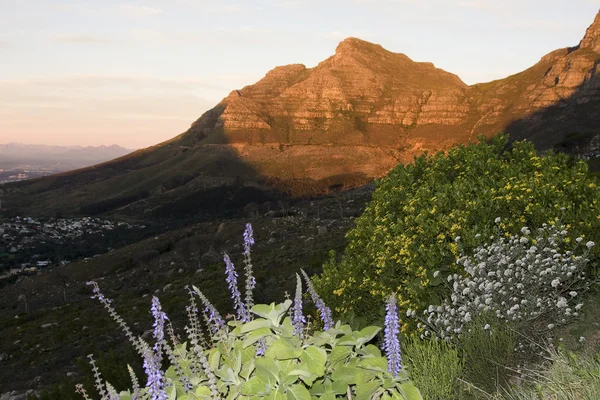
(1, 0, 599, 149)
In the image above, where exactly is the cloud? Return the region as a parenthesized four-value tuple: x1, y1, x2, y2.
(272, 0, 303, 8)
(207, 4, 242, 12)
(117, 4, 163, 17)
(51, 34, 114, 44)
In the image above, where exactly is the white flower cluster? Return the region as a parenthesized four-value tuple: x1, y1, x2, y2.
(416, 222, 593, 340)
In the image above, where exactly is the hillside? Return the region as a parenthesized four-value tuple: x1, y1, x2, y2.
(3, 10, 600, 218)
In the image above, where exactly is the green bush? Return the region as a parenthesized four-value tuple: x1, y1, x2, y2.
(403, 338, 464, 399)
(313, 135, 600, 327)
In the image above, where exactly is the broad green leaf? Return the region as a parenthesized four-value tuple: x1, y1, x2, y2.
(286, 384, 312, 400)
(266, 387, 286, 400)
(355, 326, 381, 346)
(255, 357, 280, 386)
(266, 338, 302, 360)
(331, 366, 365, 385)
(271, 300, 293, 325)
(331, 380, 348, 395)
(251, 304, 275, 319)
(300, 346, 327, 376)
(355, 382, 380, 400)
(241, 318, 273, 333)
(243, 327, 273, 348)
(118, 395, 132, 400)
(208, 348, 221, 371)
(337, 334, 357, 346)
(358, 357, 388, 373)
(168, 385, 177, 400)
(195, 385, 212, 399)
(308, 382, 325, 396)
(358, 344, 382, 358)
(329, 345, 351, 364)
(241, 376, 270, 396)
(288, 369, 317, 386)
(397, 382, 423, 400)
(319, 391, 336, 400)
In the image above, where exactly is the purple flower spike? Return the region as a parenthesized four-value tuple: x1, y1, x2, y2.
(224, 253, 248, 322)
(151, 297, 168, 344)
(383, 293, 402, 377)
(300, 270, 334, 330)
(243, 223, 255, 255)
(292, 274, 306, 337)
(243, 223, 256, 311)
(143, 350, 168, 400)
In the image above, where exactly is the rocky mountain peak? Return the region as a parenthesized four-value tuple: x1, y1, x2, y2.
(334, 37, 386, 58)
(579, 9, 600, 52)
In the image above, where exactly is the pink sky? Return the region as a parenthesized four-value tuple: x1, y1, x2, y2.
(1, 0, 599, 149)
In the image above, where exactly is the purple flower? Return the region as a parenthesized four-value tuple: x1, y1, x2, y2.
(383, 293, 402, 377)
(243, 223, 255, 255)
(143, 350, 168, 400)
(191, 286, 226, 335)
(243, 223, 256, 310)
(300, 270, 334, 330)
(224, 253, 248, 322)
(255, 338, 268, 357)
(151, 297, 168, 344)
(87, 281, 111, 304)
(292, 274, 307, 337)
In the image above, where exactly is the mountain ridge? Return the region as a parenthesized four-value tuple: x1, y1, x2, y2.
(3, 9, 600, 218)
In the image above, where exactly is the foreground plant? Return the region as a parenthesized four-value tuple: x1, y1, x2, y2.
(80, 224, 422, 399)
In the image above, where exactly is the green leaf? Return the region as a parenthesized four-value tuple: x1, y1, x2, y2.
(331, 380, 348, 395)
(266, 338, 302, 360)
(358, 344, 382, 358)
(319, 392, 336, 400)
(251, 304, 275, 319)
(355, 382, 380, 400)
(337, 334, 357, 346)
(208, 348, 221, 371)
(195, 385, 213, 400)
(300, 346, 327, 376)
(168, 385, 177, 400)
(241, 376, 270, 396)
(331, 366, 365, 385)
(329, 345, 352, 364)
(358, 357, 388, 373)
(241, 318, 273, 333)
(286, 384, 312, 400)
(243, 327, 273, 348)
(355, 326, 381, 346)
(266, 387, 286, 400)
(397, 382, 423, 400)
(255, 357, 280, 386)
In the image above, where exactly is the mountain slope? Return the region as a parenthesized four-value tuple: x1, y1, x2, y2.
(3, 10, 600, 218)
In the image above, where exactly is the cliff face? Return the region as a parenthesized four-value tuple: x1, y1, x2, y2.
(187, 11, 600, 154)
(5, 11, 600, 217)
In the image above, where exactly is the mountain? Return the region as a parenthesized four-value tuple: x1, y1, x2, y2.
(3, 10, 600, 218)
(0, 143, 133, 168)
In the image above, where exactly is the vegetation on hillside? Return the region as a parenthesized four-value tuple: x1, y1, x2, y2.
(313, 135, 600, 326)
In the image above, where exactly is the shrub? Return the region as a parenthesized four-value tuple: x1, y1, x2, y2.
(313, 135, 600, 327)
(78, 224, 423, 400)
(417, 222, 594, 341)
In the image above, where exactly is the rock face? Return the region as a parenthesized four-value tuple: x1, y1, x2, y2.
(5, 10, 600, 217)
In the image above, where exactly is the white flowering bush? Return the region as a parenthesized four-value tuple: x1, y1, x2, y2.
(412, 220, 595, 341)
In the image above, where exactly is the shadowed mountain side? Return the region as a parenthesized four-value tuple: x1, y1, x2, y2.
(2, 11, 600, 218)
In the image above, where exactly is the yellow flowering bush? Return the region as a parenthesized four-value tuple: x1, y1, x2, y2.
(313, 135, 600, 328)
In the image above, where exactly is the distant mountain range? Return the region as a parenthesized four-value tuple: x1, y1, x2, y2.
(3, 10, 600, 218)
(0, 143, 133, 167)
